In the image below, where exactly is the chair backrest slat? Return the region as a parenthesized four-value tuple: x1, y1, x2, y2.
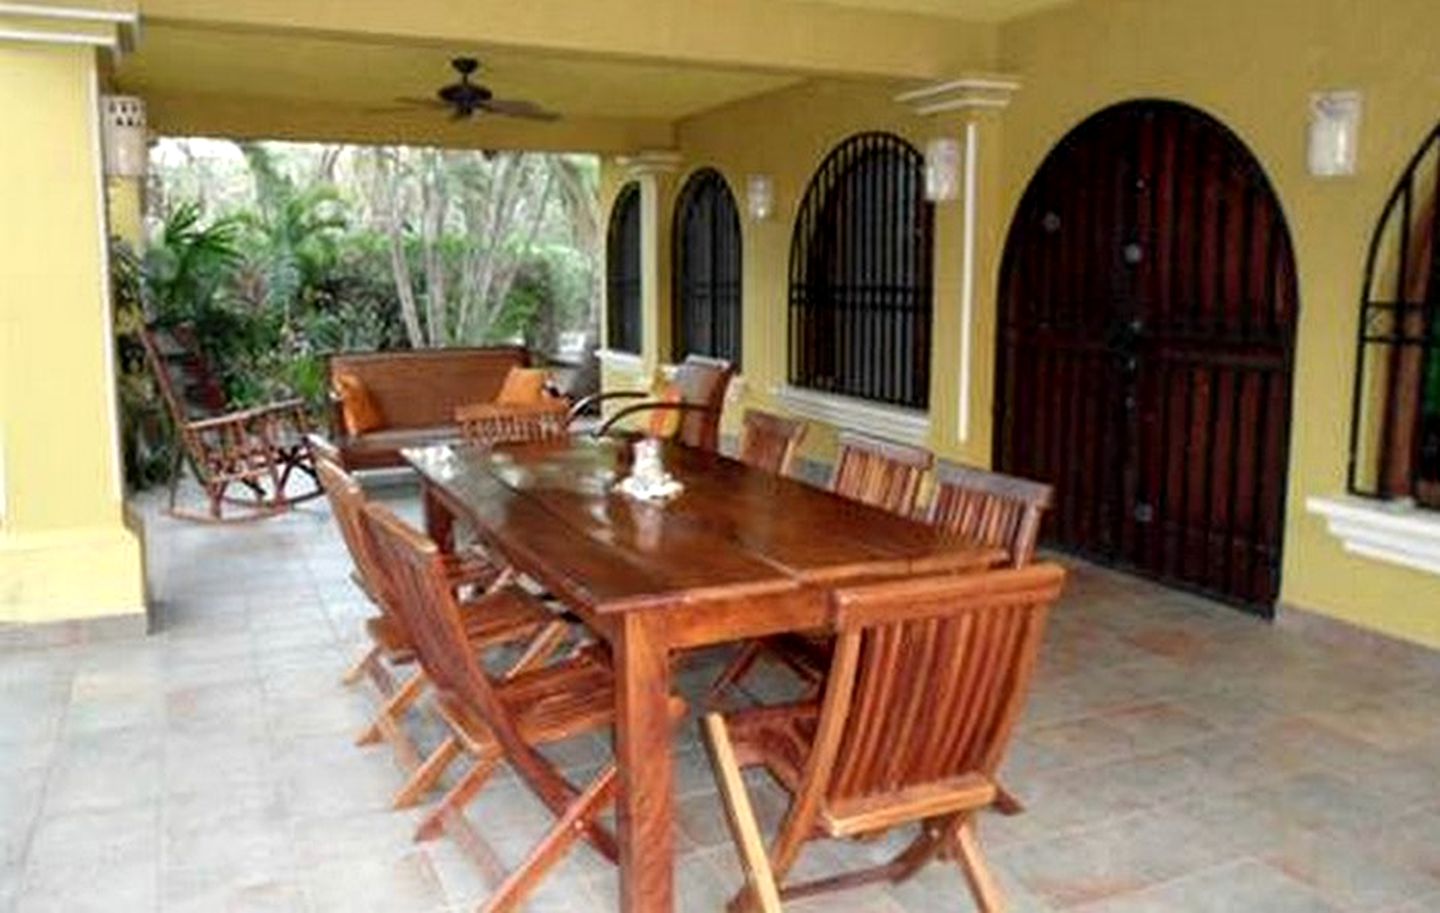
(929, 460, 1053, 567)
(738, 409, 807, 476)
(829, 431, 931, 516)
(820, 564, 1065, 806)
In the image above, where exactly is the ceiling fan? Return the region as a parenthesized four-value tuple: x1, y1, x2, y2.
(390, 57, 560, 122)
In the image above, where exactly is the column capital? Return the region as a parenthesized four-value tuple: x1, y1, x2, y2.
(0, 3, 140, 53)
(895, 75, 1021, 118)
(614, 149, 683, 179)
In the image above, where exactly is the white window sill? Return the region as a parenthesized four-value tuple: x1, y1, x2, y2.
(771, 385, 930, 446)
(1306, 495, 1440, 577)
(595, 349, 644, 372)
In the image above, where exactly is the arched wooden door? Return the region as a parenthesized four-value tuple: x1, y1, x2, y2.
(996, 100, 1298, 612)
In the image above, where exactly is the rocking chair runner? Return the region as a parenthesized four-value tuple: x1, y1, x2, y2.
(357, 499, 687, 913)
(704, 563, 1067, 912)
(139, 324, 321, 521)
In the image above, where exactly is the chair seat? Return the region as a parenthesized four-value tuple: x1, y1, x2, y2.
(721, 701, 820, 795)
(365, 586, 553, 662)
(439, 648, 686, 753)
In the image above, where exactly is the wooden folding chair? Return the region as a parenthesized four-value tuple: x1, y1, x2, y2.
(705, 563, 1066, 912)
(358, 500, 686, 913)
(738, 409, 808, 476)
(315, 454, 569, 809)
(929, 460, 1054, 569)
(708, 431, 934, 702)
(456, 399, 571, 449)
(828, 430, 932, 516)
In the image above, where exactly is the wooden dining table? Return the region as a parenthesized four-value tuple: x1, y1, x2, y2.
(405, 437, 1005, 913)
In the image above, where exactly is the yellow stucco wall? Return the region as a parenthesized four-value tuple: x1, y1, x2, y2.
(611, 79, 998, 465)
(628, 0, 1440, 646)
(997, 0, 1440, 646)
(0, 42, 145, 623)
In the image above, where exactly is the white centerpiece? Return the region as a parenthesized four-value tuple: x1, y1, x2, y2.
(615, 438, 684, 503)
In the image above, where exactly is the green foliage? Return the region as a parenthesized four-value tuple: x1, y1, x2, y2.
(110, 240, 176, 488)
(114, 139, 599, 490)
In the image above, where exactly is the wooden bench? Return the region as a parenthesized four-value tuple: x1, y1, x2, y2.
(319, 346, 530, 470)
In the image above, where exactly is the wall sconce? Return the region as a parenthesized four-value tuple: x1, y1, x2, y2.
(746, 174, 774, 221)
(1308, 90, 1362, 178)
(925, 136, 961, 202)
(101, 95, 148, 178)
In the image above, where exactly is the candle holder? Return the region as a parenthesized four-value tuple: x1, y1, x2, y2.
(615, 437, 684, 503)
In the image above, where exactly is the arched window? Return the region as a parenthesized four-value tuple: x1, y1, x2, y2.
(606, 182, 643, 354)
(788, 132, 934, 409)
(1350, 124, 1440, 508)
(672, 168, 742, 367)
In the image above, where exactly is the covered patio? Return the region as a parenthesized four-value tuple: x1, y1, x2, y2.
(5, 0, 1440, 911)
(6, 487, 1440, 912)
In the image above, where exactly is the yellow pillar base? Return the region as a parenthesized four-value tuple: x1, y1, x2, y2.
(0, 524, 146, 626)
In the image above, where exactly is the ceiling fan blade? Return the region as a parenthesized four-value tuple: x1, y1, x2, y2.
(479, 98, 561, 122)
(374, 97, 451, 112)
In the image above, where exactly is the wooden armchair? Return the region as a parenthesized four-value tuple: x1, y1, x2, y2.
(571, 354, 734, 451)
(315, 453, 568, 809)
(704, 563, 1067, 913)
(738, 409, 808, 476)
(357, 500, 686, 912)
(140, 324, 320, 521)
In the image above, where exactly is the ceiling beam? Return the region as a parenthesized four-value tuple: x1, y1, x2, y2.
(142, 89, 675, 154)
(136, 0, 996, 81)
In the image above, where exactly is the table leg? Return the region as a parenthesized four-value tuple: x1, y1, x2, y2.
(420, 482, 456, 552)
(614, 611, 675, 913)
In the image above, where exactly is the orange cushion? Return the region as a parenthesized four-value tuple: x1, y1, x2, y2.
(334, 372, 384, 436)
(647, 386, 684, 439)
(495, 367, 549, 405)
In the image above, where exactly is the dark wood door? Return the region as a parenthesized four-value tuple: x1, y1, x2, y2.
(996, 100, 1298, 612)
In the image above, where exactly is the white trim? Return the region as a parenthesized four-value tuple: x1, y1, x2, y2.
(1307, 495, 1440, 577)
(0, 26, 114, 45)
(596, 348, 645, 372)
(957, 120, 978, 444)
(895, 75, 1021, 117)
(89, 63, 124, 502)
(0, 3, 137, 24)
(894, 76, 1023, 103)
(772, 385, 930, 446)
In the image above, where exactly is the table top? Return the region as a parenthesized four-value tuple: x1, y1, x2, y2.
(406, 438, 1004, 615)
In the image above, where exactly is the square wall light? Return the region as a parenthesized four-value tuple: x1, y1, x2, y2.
(1308, 90, 1362, 178)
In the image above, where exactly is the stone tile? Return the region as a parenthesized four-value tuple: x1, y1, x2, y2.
(1072, 859, 1343, 913)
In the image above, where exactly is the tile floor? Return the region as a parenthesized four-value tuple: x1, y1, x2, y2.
(4, 478, 1440, 912)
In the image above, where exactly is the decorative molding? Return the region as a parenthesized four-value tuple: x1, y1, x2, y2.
(895, 75, 1021, 117)
(615, 149, 682, 178)
(772, 385, 930, 446)
(0, 3, 139, 52)
(596, 348, 645, 372)
(1307, 495, 1440, 577)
